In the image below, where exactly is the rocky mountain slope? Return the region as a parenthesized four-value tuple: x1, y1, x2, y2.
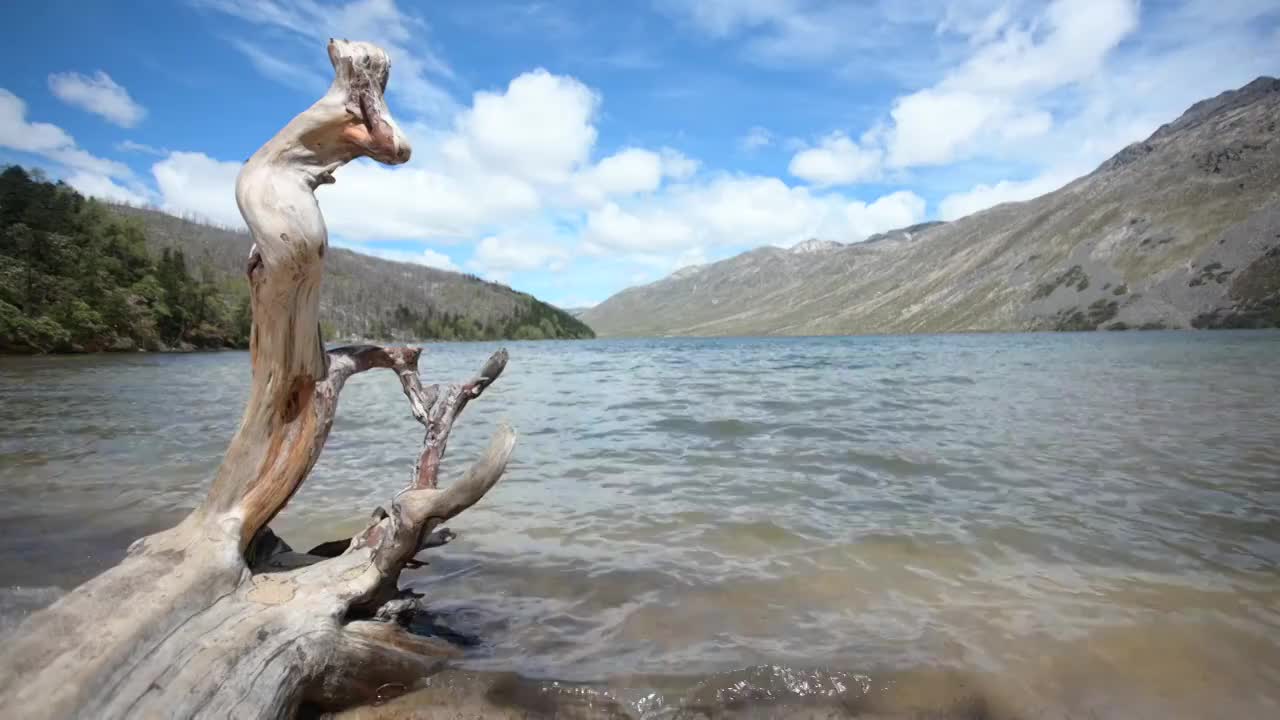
(112, 205, 593, 341)
(583, 77, 1280, 337)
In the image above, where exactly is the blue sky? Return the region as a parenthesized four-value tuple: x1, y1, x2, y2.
(1, 1, 1277, 308)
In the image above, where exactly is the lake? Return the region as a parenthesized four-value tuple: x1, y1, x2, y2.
(2, 332, 1278, 719)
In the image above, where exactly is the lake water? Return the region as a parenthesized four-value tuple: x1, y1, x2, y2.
(2, 332, 1279, 719)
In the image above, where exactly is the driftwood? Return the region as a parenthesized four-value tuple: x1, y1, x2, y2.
(0, 40, 516, 719)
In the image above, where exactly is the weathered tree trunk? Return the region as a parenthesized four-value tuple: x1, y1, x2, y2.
(0, 40, 517, 720)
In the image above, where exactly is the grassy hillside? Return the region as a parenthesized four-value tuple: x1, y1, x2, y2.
(584, 77, 1280, 337)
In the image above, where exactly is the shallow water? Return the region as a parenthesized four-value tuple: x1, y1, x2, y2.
(2, 332, 1279, 718)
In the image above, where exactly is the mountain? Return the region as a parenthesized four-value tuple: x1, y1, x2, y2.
(582, 77, 1280, 337)
(111, 205, 594, 343)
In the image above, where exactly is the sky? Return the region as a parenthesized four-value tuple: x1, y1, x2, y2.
(1, 1, 1277, 309)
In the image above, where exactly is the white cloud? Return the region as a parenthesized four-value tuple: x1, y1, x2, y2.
(574, 148, 663, 203)
(150, 68, 595, 241)
(331, 242, 460, 271)
(0, 88, 146, 204)
(740, 126, 772, 151)
(788, 131, 881, 186)
(884, 0, 1137, 168)
(445, 69, 598, 184)
(48, 71, 146, 127)
(571, 146, 697, 206)
(470, 232, 571, 276)
(64, 172, 149, 206)
(673, 246, 708, 270)
(148, 64, 698, 249)
(548, 296, 600, 310)
(943, 0, 1140, 96)
(583, 175, 926, 258)
(934, 0, 1280, 218)
(46, 147, 132, 178)
(153, 151, 243, 227)
(843, 190, 927, 238)
(0, 89, 75, 152)
(713, 1, 1137, 173)
(886, 90, 1052, 167)
(584, 202, 697, 254)
(938, 170, 1069, 220)
(660, 147, 699, 180)
(317, 160, 541, 241)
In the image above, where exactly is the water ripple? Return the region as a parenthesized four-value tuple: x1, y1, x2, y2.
(2, 332, 1279, 717)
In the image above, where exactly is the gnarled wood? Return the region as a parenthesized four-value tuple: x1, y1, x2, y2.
(0, 39, 516, 720)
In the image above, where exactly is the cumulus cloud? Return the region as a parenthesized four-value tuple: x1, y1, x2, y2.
(148, 62, 701, 252)
(583, 175, 926, 256)
(48, 71, 146, 127)
(548, 296, 600, 310)
(0, 89, 75, 152)
(153, 151, 243, 226)
(0, 88, 146, 203)
(317, 161, 541, 241)
(444, 69, 598, 184)
(844, 190, 928, 237)
(659, 148, 700, 180)
(467, 230, 572, 284)
(788, 131, 881, 186)
(584, 202, 697, 254)
(886, 90, 1052, 167)
(573, 148, 663, 204)
(64, 172, 150, 206)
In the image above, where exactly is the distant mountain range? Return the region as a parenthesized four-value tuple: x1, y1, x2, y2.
(113, 206, 594, 343)
(582, 77, 1280, 337)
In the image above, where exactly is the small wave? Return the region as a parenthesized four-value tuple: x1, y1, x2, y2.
(649, 417, 766, 439)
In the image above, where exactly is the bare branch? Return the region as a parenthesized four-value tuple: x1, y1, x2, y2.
(358, 424, 515, 580)
(401, 424, 517, 528)
(414, 349, 508, 489)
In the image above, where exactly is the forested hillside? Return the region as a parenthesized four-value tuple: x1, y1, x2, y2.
(0, 166, 593, 353)
(111, 205, 594, 343)
(0, 166, 248, 353)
